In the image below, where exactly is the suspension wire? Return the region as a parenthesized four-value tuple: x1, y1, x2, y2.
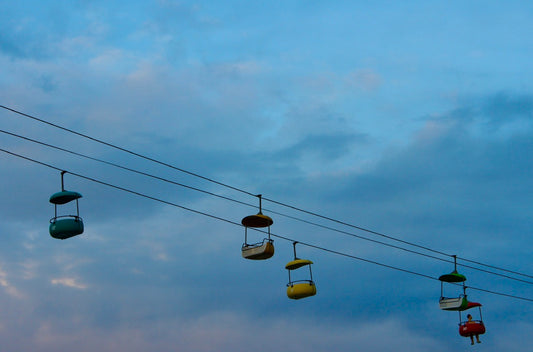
(263, 195, 451, 255)
(293, 242, 533, 302)
(457, 257, 533, 280)
(264, 194, 533, 279)
(1, 104, 532, 280)
(465, 285, 533, 303)
(0, 128, 454, 262)
(3, 128, 533, 285)
(294, 236, 533, 303)
(0, 104, 256, 197)
(291, 210, 533, 284)
(274, 232, 439, 281)
(0, 128, 255, 208)
(0, 147, 240, 227)
(1, 128, 443, 259)
(1, 146, 532, 303)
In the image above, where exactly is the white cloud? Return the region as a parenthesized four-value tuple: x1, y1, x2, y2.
(50, 277, 88, 290)
(345, 68, 383, 92)
(20, 259, 39, 280)
(414, 118, 457, 144)
(0, 266, 24, 299)
(89, 48, 126, 69)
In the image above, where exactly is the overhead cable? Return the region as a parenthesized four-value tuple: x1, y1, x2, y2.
(1, 146, 532, 303)
(2, 128, 532, 285)
(2, 104, 531, 281)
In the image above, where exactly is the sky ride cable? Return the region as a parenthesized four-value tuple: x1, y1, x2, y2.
(1, 146, 532, 303)
(2, 128, 533, 285)
(1, 104, 532, 281)
(0, 104, 256, 197)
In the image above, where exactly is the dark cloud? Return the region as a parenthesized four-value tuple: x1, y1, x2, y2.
(0, 5, 72, 60)
(275, 132, 367, 162)
(311, 93, 533, 262)
(0, 35, 27, 59)
(481, 92, 533, 125)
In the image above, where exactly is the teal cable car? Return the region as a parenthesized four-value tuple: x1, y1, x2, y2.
(49, 171, 84, 240)
(241, 195, 274, 260)
(286, 242, 316, 300)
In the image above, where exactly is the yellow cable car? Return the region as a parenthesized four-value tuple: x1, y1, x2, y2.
(286, 242, 316, 299)
(241, 195, 274, 260)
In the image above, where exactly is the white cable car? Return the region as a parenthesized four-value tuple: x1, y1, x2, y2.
(241, 194, 274, 260)
(439, 255, 468, 310)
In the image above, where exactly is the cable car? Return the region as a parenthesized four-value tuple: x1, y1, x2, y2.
(49, 171, 84, 240)
(286, 242, 316, 300)
(439, 256, 487, 343)
(439, 255, 468, 311)
(458, 301, 486, 344)
(241, 195, 274, 260)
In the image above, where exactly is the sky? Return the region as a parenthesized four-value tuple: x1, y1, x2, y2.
(1, 1, 532, 351)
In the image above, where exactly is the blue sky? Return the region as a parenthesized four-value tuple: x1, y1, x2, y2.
(1, 1, 532, 351)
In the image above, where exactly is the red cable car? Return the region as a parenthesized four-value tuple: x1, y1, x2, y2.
(458, 302, 486, 344)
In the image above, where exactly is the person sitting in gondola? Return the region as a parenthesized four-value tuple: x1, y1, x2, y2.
(466, 314, 481, 345)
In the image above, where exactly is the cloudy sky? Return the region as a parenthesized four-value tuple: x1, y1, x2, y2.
(1, 1, 532, 351)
